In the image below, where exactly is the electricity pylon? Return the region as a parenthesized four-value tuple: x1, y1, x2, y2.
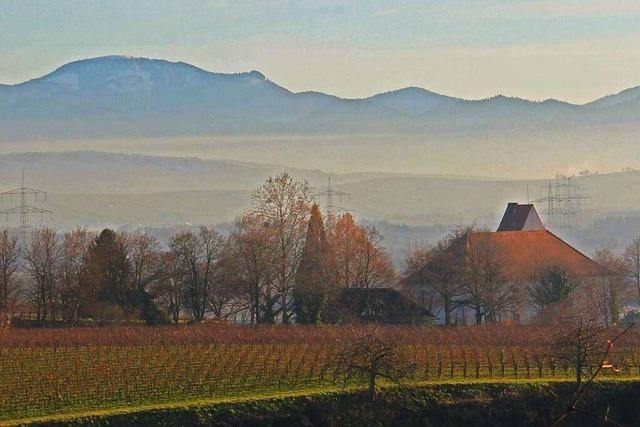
(317, 175, 350, 226)
(0, 171, 53, 243)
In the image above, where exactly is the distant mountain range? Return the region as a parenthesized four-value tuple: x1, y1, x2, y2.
(2, 55, 640, 178)
(1, 55, 639, 141)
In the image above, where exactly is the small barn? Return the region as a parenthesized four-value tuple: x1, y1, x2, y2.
(335, 287, 436, 324)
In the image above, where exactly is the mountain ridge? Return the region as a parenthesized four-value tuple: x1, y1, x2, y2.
(1, 55, 639, 178)
(1, 55, 633, 105)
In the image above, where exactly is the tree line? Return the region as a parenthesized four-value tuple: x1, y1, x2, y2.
(3, 172, 638, 327)
(0, 173, 395, 326)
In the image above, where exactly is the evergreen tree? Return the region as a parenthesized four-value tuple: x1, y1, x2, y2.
(294, 204, 334, 324)
(84, 229, 132, 319)
(529, 265, 575, 315)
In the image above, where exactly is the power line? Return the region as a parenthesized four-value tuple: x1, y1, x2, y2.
(534, 174, 589, 229)
(0, 171, 53, 243)
(316, 175, 351, 225)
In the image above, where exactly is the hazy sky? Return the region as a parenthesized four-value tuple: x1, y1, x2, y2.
(2, 0, 640, 103)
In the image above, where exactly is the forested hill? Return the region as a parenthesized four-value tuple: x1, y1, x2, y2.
(3, 55, 640, 141)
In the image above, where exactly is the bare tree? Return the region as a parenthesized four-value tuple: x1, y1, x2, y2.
(419, 230, 467, 325)
(353, 227, 395, 290)
(352, 227, 396, 319)
(329, 212, 361, 290)
(169, 226, 226, 322)
(127, 232, 161, 298)
(623, 236, 640, 304)
(208, 240, 243, 321)
(337, 327, 415, 401)
(465, 231, 518, 323)
(126, 231, 165, 323)
(26, 228, 59, 323)
(153, 251, 183, 324)
(402, 244, 438, 313)
(594, 249, 630, 326)
(553, 313, 607, 387)
(230, 215, 277, 324)
(249, 173, 313, 324)
(0, 231, 20, 325)
(58, 227, 94, 324)
(550, 314, 634, 427)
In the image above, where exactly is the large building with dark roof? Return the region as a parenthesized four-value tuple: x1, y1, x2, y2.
(467, 202, 612, 321)
(471, 229, 609, 282)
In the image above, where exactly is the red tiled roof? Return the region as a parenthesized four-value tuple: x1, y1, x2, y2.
(468, 230, 610, 280)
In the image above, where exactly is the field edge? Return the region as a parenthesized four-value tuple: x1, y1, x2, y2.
(5, 377, 640, 426)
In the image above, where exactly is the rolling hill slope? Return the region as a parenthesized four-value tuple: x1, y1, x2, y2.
(0, 152, 637, 233)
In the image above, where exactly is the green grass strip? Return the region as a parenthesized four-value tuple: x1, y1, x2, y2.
(5, 376, 640, 426)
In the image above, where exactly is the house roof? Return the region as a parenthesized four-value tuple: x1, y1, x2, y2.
(338, 287, 437, 322)
(497, 203, 545, 232)
(468, 230, 611, 280)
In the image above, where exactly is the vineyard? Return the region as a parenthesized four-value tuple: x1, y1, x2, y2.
(1, 324, 640, 423)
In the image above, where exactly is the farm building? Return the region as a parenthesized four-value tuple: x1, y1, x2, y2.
(467, 202, 612, 321)
(472, 203, 609, 280)
(334, 287, 436, 324)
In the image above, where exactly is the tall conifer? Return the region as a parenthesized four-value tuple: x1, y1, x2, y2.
(294, 204, 334, 323)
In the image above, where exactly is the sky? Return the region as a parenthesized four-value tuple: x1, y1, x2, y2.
(1, 0, 640, 103)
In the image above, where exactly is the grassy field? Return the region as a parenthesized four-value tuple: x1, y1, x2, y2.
(1, 324, 639, 424)
(7, 379, 640, 427)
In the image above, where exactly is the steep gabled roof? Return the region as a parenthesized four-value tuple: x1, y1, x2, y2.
(468, 230, 611, 280)
(497, 203, 545, 232)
